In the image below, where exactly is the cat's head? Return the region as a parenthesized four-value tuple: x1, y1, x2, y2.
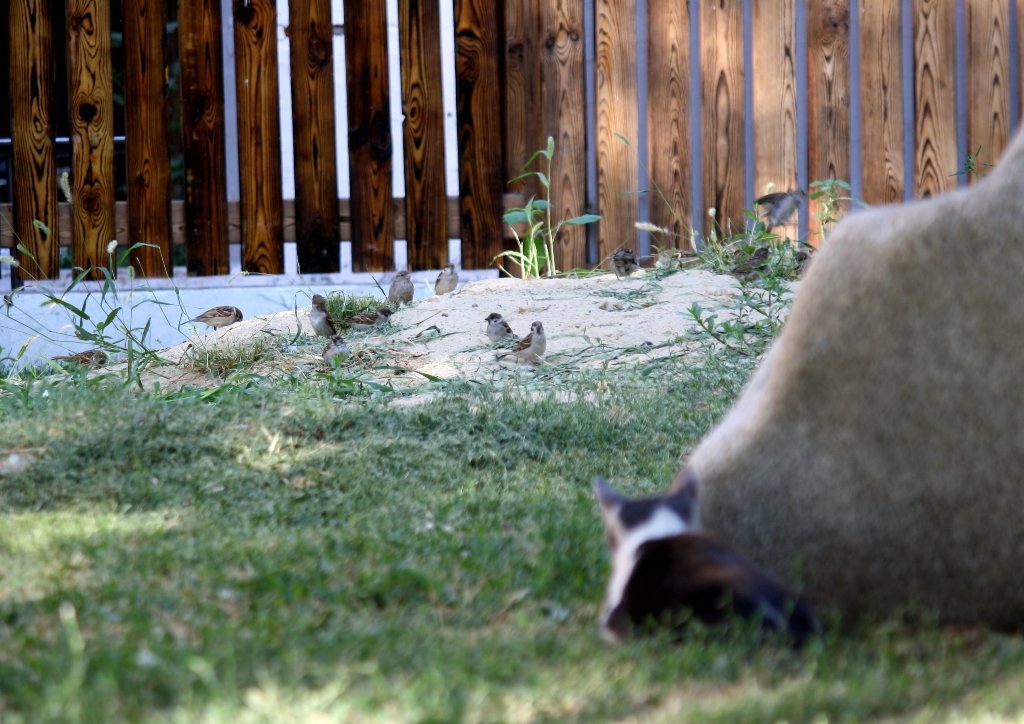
(593, 473, 700, 553)
(592, 473, 700, 641)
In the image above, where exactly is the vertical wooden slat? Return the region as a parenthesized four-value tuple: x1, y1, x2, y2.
(9, 0, 59, 283)
(400, 0, 448, 270)
(859, 0, 904, 205)
(454, 0, 505, 269)
(596, 0, 639, 265)
(504, 0, 542, 199)
(290, 0, 340, 273)
(67, 0, 117, 278)
(967, 0, 1010, 177)
(179, 0, 229, 276)
(542, 0, 587, 269)
(700, 0, 744, 237)
(124, 0, 172, 276)
(233, 0, 284, 274)
(648, 0, 692, 249)
(807, 0, 850, 244)
(752, 0, 798, 237)
(346, 0, 394, 271)
(913, 0, 957, 197)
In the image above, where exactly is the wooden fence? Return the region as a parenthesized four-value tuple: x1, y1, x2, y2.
(1, 0, 1022, 286)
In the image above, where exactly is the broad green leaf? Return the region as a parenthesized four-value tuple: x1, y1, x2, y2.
(565, 214, 601, 225)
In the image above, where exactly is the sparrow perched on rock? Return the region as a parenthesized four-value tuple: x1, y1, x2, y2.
(612, 248, 639, 278)
(309, 294, 337, 337)
(499, 321, 546, 364)
(755, 190, 806, 229)
(484, 312, 517, 343)
(434, 264, 459, 295)
(388, 270, 414, 305)
(322, 335, 350, 365)
(189, 306, 243, 329)
(344, 307, 394, 330)
(53, 349, 108, 367)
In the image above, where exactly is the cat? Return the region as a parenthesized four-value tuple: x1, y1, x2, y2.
(594, 476, 818, 645)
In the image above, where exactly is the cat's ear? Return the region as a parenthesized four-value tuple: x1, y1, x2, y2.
(666, 470, 699, 524)
(671, 470, 698, 504)
(593, 477, 625, 510)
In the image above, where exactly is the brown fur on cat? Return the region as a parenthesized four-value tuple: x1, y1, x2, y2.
(683, 128, 1024, 628)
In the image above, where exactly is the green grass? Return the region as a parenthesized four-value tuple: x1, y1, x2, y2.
(2, 330, 1024, 721)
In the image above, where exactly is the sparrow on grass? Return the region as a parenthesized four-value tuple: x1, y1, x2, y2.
(484, 312, 517, 343)
(344, 307, 394, 330)
(434, 264, 459, 295)
(388, 270, 414, 305)
(309, 294, 337, 337)
(322, 335, 350, 365)
(498, 321, 546, 364)
(188, 306, 243, 329)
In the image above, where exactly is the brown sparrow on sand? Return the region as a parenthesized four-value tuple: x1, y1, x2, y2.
(322, 335, 350, 365)
(612, 248, 639, 278)
(499, 321, 546, 364)
(309, 294, 337, 337)
(484, 312, 517, 343)
(53, 349, 109, 367)
(434, 264, 459, 295)
(344, 307, 394, 330)
(189, 306, 243, 329)
(388, 270, 414, 305)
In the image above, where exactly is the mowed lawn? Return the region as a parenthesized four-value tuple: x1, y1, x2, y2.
(2, 351, 1024, 722)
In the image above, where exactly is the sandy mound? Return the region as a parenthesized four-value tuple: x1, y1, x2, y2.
(133, 269, 751, 391)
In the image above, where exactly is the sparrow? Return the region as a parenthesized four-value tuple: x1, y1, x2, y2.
(343, 307, 394, 330)
(309, 294, 337, 337)
(322, 335, 350, 365)
(188, 306, 243, 329)
(755, 190, 806, 229)
(730, 246, 770, 277)
(434, 264, 459, 295)
(498, 321, 546, 364)
(388, 270, 414, 305)
(53, 349, 109, 367)
(612, 248, 639, 278)
(484, 312, 517, 343)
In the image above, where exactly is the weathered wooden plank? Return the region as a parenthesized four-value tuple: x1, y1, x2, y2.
(290, 0, 341, 273)
(504, 0, 542, 202)
(233, 0, 285, 274)
(9, 0, 59, 283)
(752, 0, 798, 238)
(913, 0, 957, 197)
(68, 0, 117, 278)
(399, 0, 448, 270)
(543, 0, 588, 269)
(596, 0, 639, 266)
(700, 0, 744, 238)
(124, 0, 172, 277)
(648, 0, 692, 250)
(0, 195, 530, 251)
(807, 0, 850, 244)
(179, 0, 230, 276)
(454, 0, 505, 269)
(859, 0, 904, 205)
(967, 0, 1010, 178)
(345, 0, 395, 271)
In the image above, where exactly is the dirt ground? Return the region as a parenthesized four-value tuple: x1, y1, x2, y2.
(135, 269, 751, 391)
